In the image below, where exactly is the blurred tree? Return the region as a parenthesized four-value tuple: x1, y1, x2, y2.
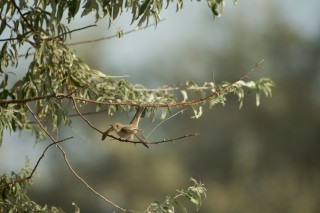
(0, 0, 273, 212)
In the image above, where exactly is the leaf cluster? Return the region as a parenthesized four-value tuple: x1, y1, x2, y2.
(0, 159, 80, 213)
(0, 1, 275, 212)
(142, 178, 206, 213)
(0, 0, 230, 62)
(1, 167, 204, 213)
(0, 0, 245, 145)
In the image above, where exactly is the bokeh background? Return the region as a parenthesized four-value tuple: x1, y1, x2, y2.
(1, 0, 320, 212)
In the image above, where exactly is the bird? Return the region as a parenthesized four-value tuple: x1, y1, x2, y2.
(101, 107, 149, 148)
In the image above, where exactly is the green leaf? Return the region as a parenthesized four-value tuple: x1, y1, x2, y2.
(34, 0, 41, 7)
(136, 10, 150, 29)
(160, 107, 170, 120)
(207, 0, 222, 17)
(191, 105, 203, 119)
(67, 1, 81, 22)
(130, 0, 138, 24)
(138, 0, 152, 16)
(81, 0, 99, 17)
(57, 1, 67, 23)
(113, 0, 123, 20)
(256, 92, 260, 106)
(176, 0, 183, 11)
(0, 18, 6, 35)
(181, 90, 188, 102)
(72, 202, 80, 213)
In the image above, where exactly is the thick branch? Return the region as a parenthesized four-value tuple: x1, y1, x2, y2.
(0, 37, 18, 42)
(0, 93, 56, 104)
(1, 25, 97, 43)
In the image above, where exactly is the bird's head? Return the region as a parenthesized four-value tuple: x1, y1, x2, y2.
(112, 123, 123, 132)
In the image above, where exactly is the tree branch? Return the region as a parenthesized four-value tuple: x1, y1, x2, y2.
(25, 104, 127, 212)
(0, 60, 264, 107)
(70, 94, 198, 147)
(148, 133, 200, 145)
(104, 133, 199, 146)
(0, 37, 18, 42)
(0, 93, 56, 105)
(1, 25, 97, 43)
(55, 142, 127, 212)
(11, 0, 36, 32)
(146, 109, 187, 139)
(65, 19, 165, 46)
(71, 96, 103, 134)
(0, 137, 72, 188)
(16, 20, 163, 57)
(44, 25, 97, 41)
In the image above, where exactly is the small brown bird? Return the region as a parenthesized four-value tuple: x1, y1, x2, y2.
(101, 107, 149, 148)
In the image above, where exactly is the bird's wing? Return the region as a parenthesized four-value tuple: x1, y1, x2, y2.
(121, 125, 135, 132)
(135, 130, 145, 140)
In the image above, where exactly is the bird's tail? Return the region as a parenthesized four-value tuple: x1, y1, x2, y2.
(101, 126, 114, 141)
(134, 131, 149, 148)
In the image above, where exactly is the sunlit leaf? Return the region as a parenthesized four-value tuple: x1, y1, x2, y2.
(0, 18, 6, 34)
(191, 105, 202, 119)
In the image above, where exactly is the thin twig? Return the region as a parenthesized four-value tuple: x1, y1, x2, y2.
(26, 104, 59, 142)
(0, 137, 73, 188)
(71, 97, 103, 134)
(27, 137, 73, 180)
(71, 96, 195, 147)
(68, 108, 107, 118)
(1, 25, 96, 43)
(104, 132, 199, 146)
(11, 0, 36, 32)
(45, 25, 97, 41)
(148, 133, 199, 145)
(26, 103, 127, 212)
(145, 108, 187, 139)
(55, 143, 127, 212)
(65, 19, 165, 46)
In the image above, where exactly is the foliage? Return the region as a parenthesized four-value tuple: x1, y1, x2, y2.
(0, 165, 202, 213)
(0, 0, 246, 144)
(0, 0, 274, 212)
(0, 159, 81, 213)
(0, 0, 273, 146)
(143, 178, 206, 213)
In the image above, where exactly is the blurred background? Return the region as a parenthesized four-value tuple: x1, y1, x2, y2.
(1, 0, 320, 212)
